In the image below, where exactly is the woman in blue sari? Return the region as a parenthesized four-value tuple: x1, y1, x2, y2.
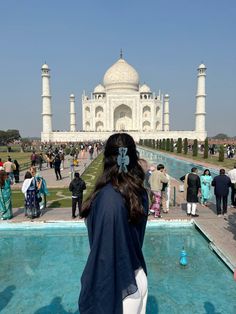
(0, 170, 13, 220)
(200, 169, 213, 206)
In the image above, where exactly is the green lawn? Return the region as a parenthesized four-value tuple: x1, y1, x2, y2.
(11, 153, 104, 208)
(0, 151, 32, 168)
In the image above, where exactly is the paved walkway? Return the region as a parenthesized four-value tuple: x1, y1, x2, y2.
(1, 150, 236, 272)
(11, 150, 93, 189)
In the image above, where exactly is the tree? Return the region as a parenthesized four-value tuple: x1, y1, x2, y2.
(218, 145, 225, 162)
(204, 138, 209, 159)
(0, 129, 21, 145)
(192, 139, 198, 157)
(212, 133, 229, 139)
(177, 138, 182, 153)
(183, 138, 188, 155)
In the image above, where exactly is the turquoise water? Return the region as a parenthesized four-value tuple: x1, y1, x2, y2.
(0, 224, 236, 313)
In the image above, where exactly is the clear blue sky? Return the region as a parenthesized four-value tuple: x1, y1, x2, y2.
(0, 0, 235, 137)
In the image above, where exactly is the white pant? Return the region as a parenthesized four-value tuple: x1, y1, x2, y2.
(187, 202, 197, 215)
(123, 268, 148, 314)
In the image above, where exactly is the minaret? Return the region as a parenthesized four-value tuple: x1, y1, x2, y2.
(195, 63, 206, 133)
(163, 94, 170, 131)
(41, 63, 52, 133)
(70, 94, 76, 131)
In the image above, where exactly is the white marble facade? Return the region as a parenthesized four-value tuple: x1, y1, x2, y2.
(82, 56, 163, 133)
(41, 55, 207, 142)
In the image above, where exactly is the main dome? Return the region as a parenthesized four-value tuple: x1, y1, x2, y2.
(103, 57, 139, 91)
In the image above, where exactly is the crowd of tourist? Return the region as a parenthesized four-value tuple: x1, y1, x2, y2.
(0, 138, 236, 222)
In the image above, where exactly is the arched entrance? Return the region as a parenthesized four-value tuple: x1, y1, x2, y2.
(114, 105, 132, 131)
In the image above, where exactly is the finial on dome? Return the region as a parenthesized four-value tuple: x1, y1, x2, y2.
(120, 49, 123, 59)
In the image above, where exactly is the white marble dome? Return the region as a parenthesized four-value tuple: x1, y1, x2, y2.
(103, 58, 139, 91)
(93, 84, 105, 93)
(140, 84, 151, 93)
(42, 63, 49, 70)
(198, 63, 206, 69)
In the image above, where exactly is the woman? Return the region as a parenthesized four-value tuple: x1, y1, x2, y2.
(0, 170, 13, 220)
(79, 133, 149, 314)
(200, 169, 213, 206)
(13, 159, 20, 183)
(22, 168, 42, 218)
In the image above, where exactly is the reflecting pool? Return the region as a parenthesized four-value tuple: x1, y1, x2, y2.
(0, 223, 236, 313)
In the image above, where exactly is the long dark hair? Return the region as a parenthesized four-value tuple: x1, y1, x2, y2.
(0, 170, 7, 188)
(81, 133, 146, 223)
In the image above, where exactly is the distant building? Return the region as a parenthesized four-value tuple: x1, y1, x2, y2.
(41, 53, 207, 142)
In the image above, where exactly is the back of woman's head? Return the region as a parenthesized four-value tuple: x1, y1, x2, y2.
(81, 133, 146, 223)
(24, 171, 32, 179)
(103, 133, 141, 179)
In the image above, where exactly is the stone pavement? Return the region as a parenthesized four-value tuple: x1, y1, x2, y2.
(1, 151, 236, 272)
(11, 150, 93, 189)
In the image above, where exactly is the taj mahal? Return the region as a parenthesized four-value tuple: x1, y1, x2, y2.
(41, 53, 207, 142)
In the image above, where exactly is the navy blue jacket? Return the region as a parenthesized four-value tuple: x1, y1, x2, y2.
(212, 174, 231, 196)
(79, 183, 148, 314)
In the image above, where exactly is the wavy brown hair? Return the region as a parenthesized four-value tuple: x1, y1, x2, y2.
(0, 170, 7, 188)
(81, 133, 146, 223)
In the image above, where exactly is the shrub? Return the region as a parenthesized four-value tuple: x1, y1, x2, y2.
(192, 139, 198, 157)
(170, 139, 174, 152)
(183, 138, 188, 154)
(177, 138, 182, 153)
(218, 145, 224, 162)
(162, 139, 166, 150)
(204, 138, 209, 159)
(166, 139, 170, 151)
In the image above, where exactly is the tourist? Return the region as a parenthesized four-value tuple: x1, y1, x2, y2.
(69, 172, 86, 218)
(212, 169, 231, 217)
(228, 163, 236, 208)
(22, 171, 33, 216)
(54, 154, 62, 180)
(0, 158, 4, 167)
(200, 169, 213, 206)
(180, 167, 201, 217)
(22, 167, 42, 218)
(38, 153, 44, 171)
(34, 171, 49, 211)
(13, 159, 20, 183)
(3, 157, 15, 183)
(79, 133, 148, 314)
(0, 170, 13, 220)
(31, 152, 37, 166)
(89, 145, 94, 160)
(149, 163, 169, 218)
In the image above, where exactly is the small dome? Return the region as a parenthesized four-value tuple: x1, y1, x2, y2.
(198, 63, 206, 69)
(140, 84, 151, 93)
(70, 93, 75, 98)
(42, 63, 49, 70)
(93, 84, 105, 93)
(164, 94, 169, 98)
(103, 58, 139, 91)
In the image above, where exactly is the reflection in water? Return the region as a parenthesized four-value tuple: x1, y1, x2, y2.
(0, 285, 16, 312)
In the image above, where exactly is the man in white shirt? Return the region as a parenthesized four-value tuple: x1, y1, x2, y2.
(228, 163, 236, 207)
